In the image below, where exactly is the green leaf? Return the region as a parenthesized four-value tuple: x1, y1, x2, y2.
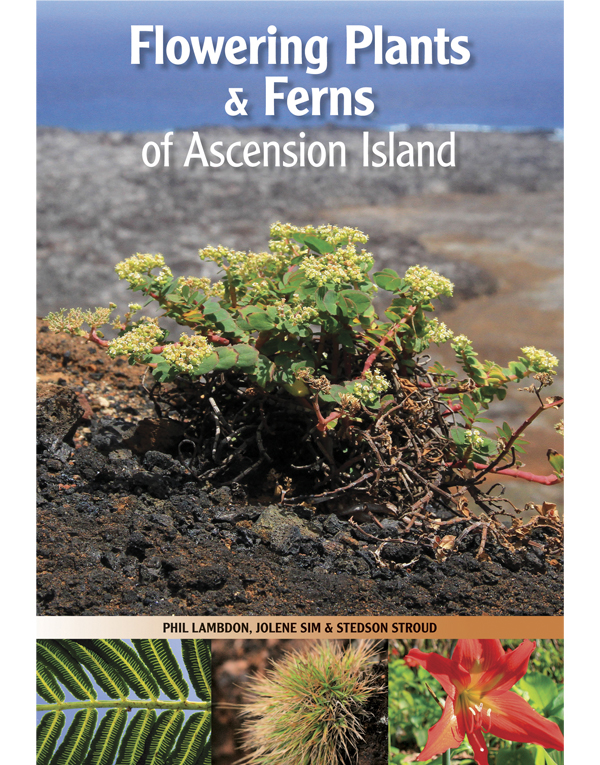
(231, 343, 259, 371)
(37, 659, 65, 704)
(534, 745, 559, 765)
(132, 640, 189, 701)
(84, 709, 127, 765)
(145, 710, 184, 765)
(115, 710, 157, 765)
(64, 641, 129, 701)
(254, 355, 275, 389)
(181, 641, 211, 701)
(37, 641, 97, 701)
(546, 688, 564, 720)
(91, 640, 160, 701)
(247, 310, 276, 331)
(192, 352, 219, 375)
(168, 712, 211, 765)
(450, 428, 467, 445)
(460, 394, 479, 418)
(338, 289, 371, 316)
(323, 290, 339, 315)
(373, 269, 402, 292)
(297, 235, 335, 254)
(203, 301, 240, 335)
(508, 360, 528, 378)
(213, 346, 240, 372)
(50, 708, 98, 765)
(519, 672, 558, 713)
(37, 712, 66, 765)
(496, 747, 536, 765)
(201, 743, 212, 765)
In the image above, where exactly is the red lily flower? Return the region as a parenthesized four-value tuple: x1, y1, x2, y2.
(404, 639, 564, 764)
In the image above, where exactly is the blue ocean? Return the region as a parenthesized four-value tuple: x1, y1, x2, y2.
(37, 1, 564, 132)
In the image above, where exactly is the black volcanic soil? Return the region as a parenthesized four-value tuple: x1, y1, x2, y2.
(36, 322, 563, 617)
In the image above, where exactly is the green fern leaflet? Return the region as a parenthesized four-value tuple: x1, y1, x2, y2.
(36, 639, 211, 765)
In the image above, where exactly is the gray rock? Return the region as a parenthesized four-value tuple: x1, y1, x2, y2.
(37, 126, 562, 317)
(36, 382, 84, 443)
(254, 504, 318, 555)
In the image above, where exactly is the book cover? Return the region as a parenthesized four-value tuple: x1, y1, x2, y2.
(34, 2, 567, 763)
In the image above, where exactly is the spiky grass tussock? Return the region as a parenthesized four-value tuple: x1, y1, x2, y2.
(238, 640, 383, 765)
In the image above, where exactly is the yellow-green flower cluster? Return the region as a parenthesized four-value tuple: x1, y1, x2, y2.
(84, 306, 114, 327)
(199, 245, 290, 283)
(160, 334, 214, 373)
(178, 276, 210, 291)
(115, 253, 166, 288)
(451, 334, 473, 352)
(111, 303, 143, 331)
(352, 369, 390, 407)
(154, 266, 173, 286)
(464, 429, 485, 449)
(45, 306, 114, 335)
(45, 307, 86, 335)
(107, 320, 163, 361)
(299, 244, 374, 288)
(521, 346, 559, 374)
(425, 318, 454, 345)
(177, 276, 226, 298)
(312, 223, 369, 247)
(285, 301, 320, 325)
(269, 222, 368, 248)
(404, 265, 454, 301)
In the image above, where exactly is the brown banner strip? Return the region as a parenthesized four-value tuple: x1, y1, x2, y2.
(37, 616, 563, 639)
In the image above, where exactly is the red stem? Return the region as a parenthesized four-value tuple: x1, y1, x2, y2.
(88, 329, 109, 348)
(310, 395, 342, 432)
(442, 403, 463, 416)
(470, 463, 562, 485)
(418, 374, 519, 394)
(362, 306, 417, 376)
(207, 332, 230, 346)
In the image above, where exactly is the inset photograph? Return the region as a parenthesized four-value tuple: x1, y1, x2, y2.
(36, 638, 211, 765)
(389, 638, 563, 764)
(212, 638, 388, 765)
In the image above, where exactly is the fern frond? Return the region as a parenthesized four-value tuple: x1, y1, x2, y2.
(168, 711, 211, 765)
(37, 659, 65, 704)
(133, 640, 189, 701)
(115, 710, 157, 765)
(37, 639, 211, 765)
(201, 744, 211, 765)
(144, 710, 184, 765)
(181, 640, 211, 701)
(38, 641, 96, 701)
(90, 640, 160, 700)
(37, 711, 65, 765)
(50, 707, 97, 765)
(65, 641, 129, 701)
(84, 709, 128, 765)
